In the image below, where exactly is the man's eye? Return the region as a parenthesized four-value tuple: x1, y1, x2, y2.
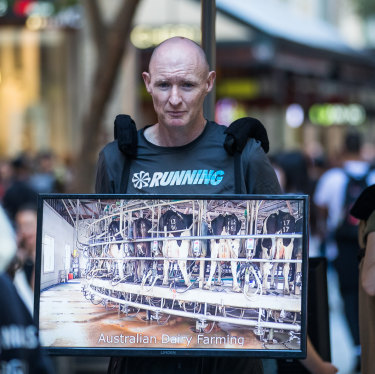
(182, 83, 194, 88)
(158, 82, 169, 88)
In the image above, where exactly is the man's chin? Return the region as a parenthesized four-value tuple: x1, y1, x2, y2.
(164, 119, 188, 128)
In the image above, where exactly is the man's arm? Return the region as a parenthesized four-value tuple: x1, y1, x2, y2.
(95, 141, 127, 194)
(95, 149, 113, 193)
(300, 337, 338, 374)
(362, 231, 375, 295)
(362, 223, 375, 296)
(241, 139, 282, 194)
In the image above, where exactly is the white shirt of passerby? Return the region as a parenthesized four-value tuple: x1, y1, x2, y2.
(314, 160, 375, 232)
(0, 205, 17, 272)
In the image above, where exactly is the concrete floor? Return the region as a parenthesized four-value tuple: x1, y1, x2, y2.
(45, 267, 359, 374)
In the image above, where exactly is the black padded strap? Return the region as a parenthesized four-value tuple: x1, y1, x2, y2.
(114, 114, 138, 193)
(224, 117, 269, 155)
(114, 114, 138, 158)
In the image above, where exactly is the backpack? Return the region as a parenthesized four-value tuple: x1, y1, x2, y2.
(114, 115, 269, 194)
(335, 170, 369, 241)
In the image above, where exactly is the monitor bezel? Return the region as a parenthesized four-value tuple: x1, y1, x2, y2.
(35, 193, 309, 359)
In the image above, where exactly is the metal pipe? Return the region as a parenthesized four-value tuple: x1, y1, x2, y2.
(82, 232, 303, 246)
(89, 289, 300, 332)
(201, 0, 216, 120)
(86, 256, 302, 263)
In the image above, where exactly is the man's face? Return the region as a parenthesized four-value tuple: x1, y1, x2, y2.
(142, 42, 215, 130)
(16, 209, 37, 257)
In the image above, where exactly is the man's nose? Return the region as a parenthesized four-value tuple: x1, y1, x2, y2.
(168, 86, 182, 106)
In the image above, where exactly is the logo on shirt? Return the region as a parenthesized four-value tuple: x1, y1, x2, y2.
(132, 171, 151, 189)
(131, 169, 225, 189)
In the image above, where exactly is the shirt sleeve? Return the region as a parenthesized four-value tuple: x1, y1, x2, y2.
(359, 211, 375, 249)
(365, 210, 375, 239)
(95, 149, 113, 193)
(241, 139, 282, 194)
(95, 141, 126, 193)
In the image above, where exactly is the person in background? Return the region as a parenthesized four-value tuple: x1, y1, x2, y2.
(0, 204, 54, 373)
(314, 131, 375, 370)
(15, 204, 38, 289)
(270, 151, 338, 374)
(6, 204, 38, 313)
(271, 150, 323, 257)
(2, 153, 37, 224)
(349, 184, 375, 374)
(29, 151, 58, 193)
(271, 150, 313, 194)
(0, 158, 13, 201)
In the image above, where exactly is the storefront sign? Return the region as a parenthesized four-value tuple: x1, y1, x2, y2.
(308, 103, 366, 126)
(216, 79, 260, 100)
(130, 24, 200, 49)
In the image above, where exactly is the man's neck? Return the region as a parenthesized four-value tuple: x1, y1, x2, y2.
(144, 119, 207, 147)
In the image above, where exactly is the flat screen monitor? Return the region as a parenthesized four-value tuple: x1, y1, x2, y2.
(35, 194, 308, 359)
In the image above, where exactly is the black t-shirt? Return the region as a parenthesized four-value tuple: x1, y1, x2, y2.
(97, 120, 281, 374)
(0, 273, 54, 374)
(97, 121, 281, 195)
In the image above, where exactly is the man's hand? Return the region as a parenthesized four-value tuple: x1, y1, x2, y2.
(300, 337, 339, 374)
(224, 117, 269, 155)
(308, 361, 338, 374)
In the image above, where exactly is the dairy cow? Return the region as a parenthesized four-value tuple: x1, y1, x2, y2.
(133, 217, 152, 282)
(257, 210, 296, 294)
(205, 214, 242, 292)
(159, 210, 193, 287)
(108, 220, 126, 279)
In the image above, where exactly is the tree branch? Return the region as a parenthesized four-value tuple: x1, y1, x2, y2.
(73, 0, 141, 192)
(82, 0, 106, 52)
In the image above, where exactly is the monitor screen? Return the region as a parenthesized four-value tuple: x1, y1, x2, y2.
(35, 194, 308, 358)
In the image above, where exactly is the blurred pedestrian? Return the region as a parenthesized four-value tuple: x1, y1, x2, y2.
(314, 131, 375, 369)
(29, 151, 58, 193)
(272, 150, 313, 194)
(271, 150, 324, 256)
(350, 184, 375, 374)
(0, 204, 54, 373)
(0, 158, 13, 201)
(2, 153, 37, 224)
(10, 204, 38, 312)
(54, 155, 74, 193)
(270, 151, 338, 374)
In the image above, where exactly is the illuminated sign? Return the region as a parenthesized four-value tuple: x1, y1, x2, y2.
(216, 79, 260, 100)
(308, 103, 366, 126)
(130, 24, 200, 49)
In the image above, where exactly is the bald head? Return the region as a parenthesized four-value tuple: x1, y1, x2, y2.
(141, 36, 216, 146)
(148, 37, 209, 77)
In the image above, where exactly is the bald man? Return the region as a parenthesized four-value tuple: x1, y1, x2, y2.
(96, 37, 279, 195)
(96, 37, 281, 373)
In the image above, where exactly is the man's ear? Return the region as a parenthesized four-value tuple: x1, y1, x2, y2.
(206, 71, 216, 93)
(142, 72, 151, 93)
